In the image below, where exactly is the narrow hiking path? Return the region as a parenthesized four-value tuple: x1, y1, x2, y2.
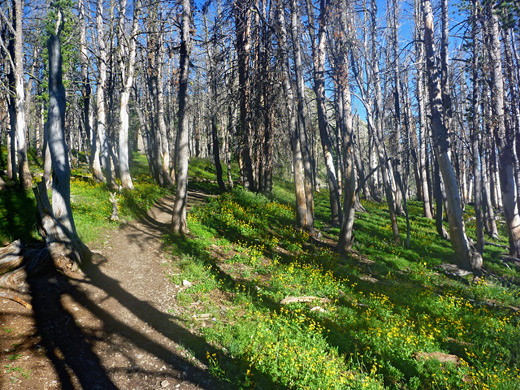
(0, 192, 224, 390)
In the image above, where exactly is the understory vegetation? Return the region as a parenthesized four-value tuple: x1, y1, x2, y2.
(2, 154, 520, 389)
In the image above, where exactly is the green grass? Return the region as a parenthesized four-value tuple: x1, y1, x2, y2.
(3, 151, 520, 389)
(163, 167, 520, 389)
(0, 150, 168, 245)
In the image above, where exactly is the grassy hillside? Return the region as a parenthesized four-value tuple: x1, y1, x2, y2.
(1, 154, 519, 389)
(163, 163, 520, 389)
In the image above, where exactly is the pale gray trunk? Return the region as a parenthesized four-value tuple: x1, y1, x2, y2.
(10, 0, 32, 189)
(471, 0, 484, 253)
(117, 0, 141, 190)
(486, 8, 520, 257)
(423, 0, 482, 271)
(276, 0, 308, 229)
(226, 104, 235, 190)
(171, 0, 192, 235)
(43, 122, 52, 188)
(291, 0, 314, 230)
(157, 50, 172, 186)
(47, 35, 76, 235)
(7, 122, 13, 180)
(368, 0, 400, 241)
(94, 0, 109, 184)
(415, 0, 433, 219)
(481, 146, 499, 238)
(305, 0, 340, 226)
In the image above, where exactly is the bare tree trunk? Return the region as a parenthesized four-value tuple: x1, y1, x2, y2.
(234, 0, 255, 191)
(117, 0, 141, 190)
(47, 34, 75, 235)
(471, 0, 484, 253)
(226, 104, 235, 190)
(93, 0, 110, 184)
(211, 117, 226, 192)
(422, 0, 482, 271)
(486, 6, 520, 257)
(171, 0, 192, 235)
(306, 0, 341, 227)
(7, 121, 13, 180)
(481, 142, 499, 238)
(291, 0, 314, 230)
(156, 50, 172, 187)
(8, 0, 32, 189)
(203, 11, 226, 193)
(276, 0, 309, 230)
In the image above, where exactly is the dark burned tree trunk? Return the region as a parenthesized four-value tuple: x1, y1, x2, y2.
(211, 117, 226, 192)
(203, 9, 226, 193)
(234, 0, 255, 191)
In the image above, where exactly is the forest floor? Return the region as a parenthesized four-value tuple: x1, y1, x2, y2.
(2, 157, 520, 389)
(0, 192, 227, 390)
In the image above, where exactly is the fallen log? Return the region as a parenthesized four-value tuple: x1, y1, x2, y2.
(500, 256, 520, 268)
(485, 241, 508, 248)
(280, 296, 331, 305)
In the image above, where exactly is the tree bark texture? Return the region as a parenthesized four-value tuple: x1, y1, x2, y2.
(171, 0, 192, 235)
(423, 0, 482, 271)
(8, 0, 32, 189)
(117, 0, 141, 190)
(486, 7, 520, 258)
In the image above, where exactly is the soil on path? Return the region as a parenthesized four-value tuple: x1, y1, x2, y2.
(0, 193, 226, 390)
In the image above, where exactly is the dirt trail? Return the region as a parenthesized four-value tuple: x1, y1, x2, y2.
(1, 193, 225, 390)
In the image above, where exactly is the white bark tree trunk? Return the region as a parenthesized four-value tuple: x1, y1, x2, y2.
(94, 0, 111, 185)
(117, 0, 141, 190)
(486, 7, 520, 258)
(47, 34, 76, 236)
(9, 0, 32, 189)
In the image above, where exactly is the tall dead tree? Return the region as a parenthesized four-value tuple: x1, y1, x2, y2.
(276, 0, 310, 231)
(305, 0, 341, 226)
(117, 0, 141, 190)
(484, 4, 520, 258)
(290, 0, 314, 230)
(328, 0, 356, 252)
(471, 0, 484, 253)
(203, 6, 226, 192)
(171, 0, 192, 235)
(234, 0, 255, 191)
(6, 0, 32, 189)
(422, 0, 482, 271)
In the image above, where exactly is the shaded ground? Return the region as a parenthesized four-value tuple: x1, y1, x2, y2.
(0, 193, 226, 390)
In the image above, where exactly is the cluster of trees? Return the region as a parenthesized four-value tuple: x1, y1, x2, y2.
(1, 0, 519, 272)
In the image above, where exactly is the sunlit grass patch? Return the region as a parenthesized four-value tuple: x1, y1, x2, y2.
(166, 172, 520, 389)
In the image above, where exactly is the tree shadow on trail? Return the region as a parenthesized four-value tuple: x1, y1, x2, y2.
(27, 267, 118, 390)
(67, 199, 277, 389)
(24, 248, 240, 389)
